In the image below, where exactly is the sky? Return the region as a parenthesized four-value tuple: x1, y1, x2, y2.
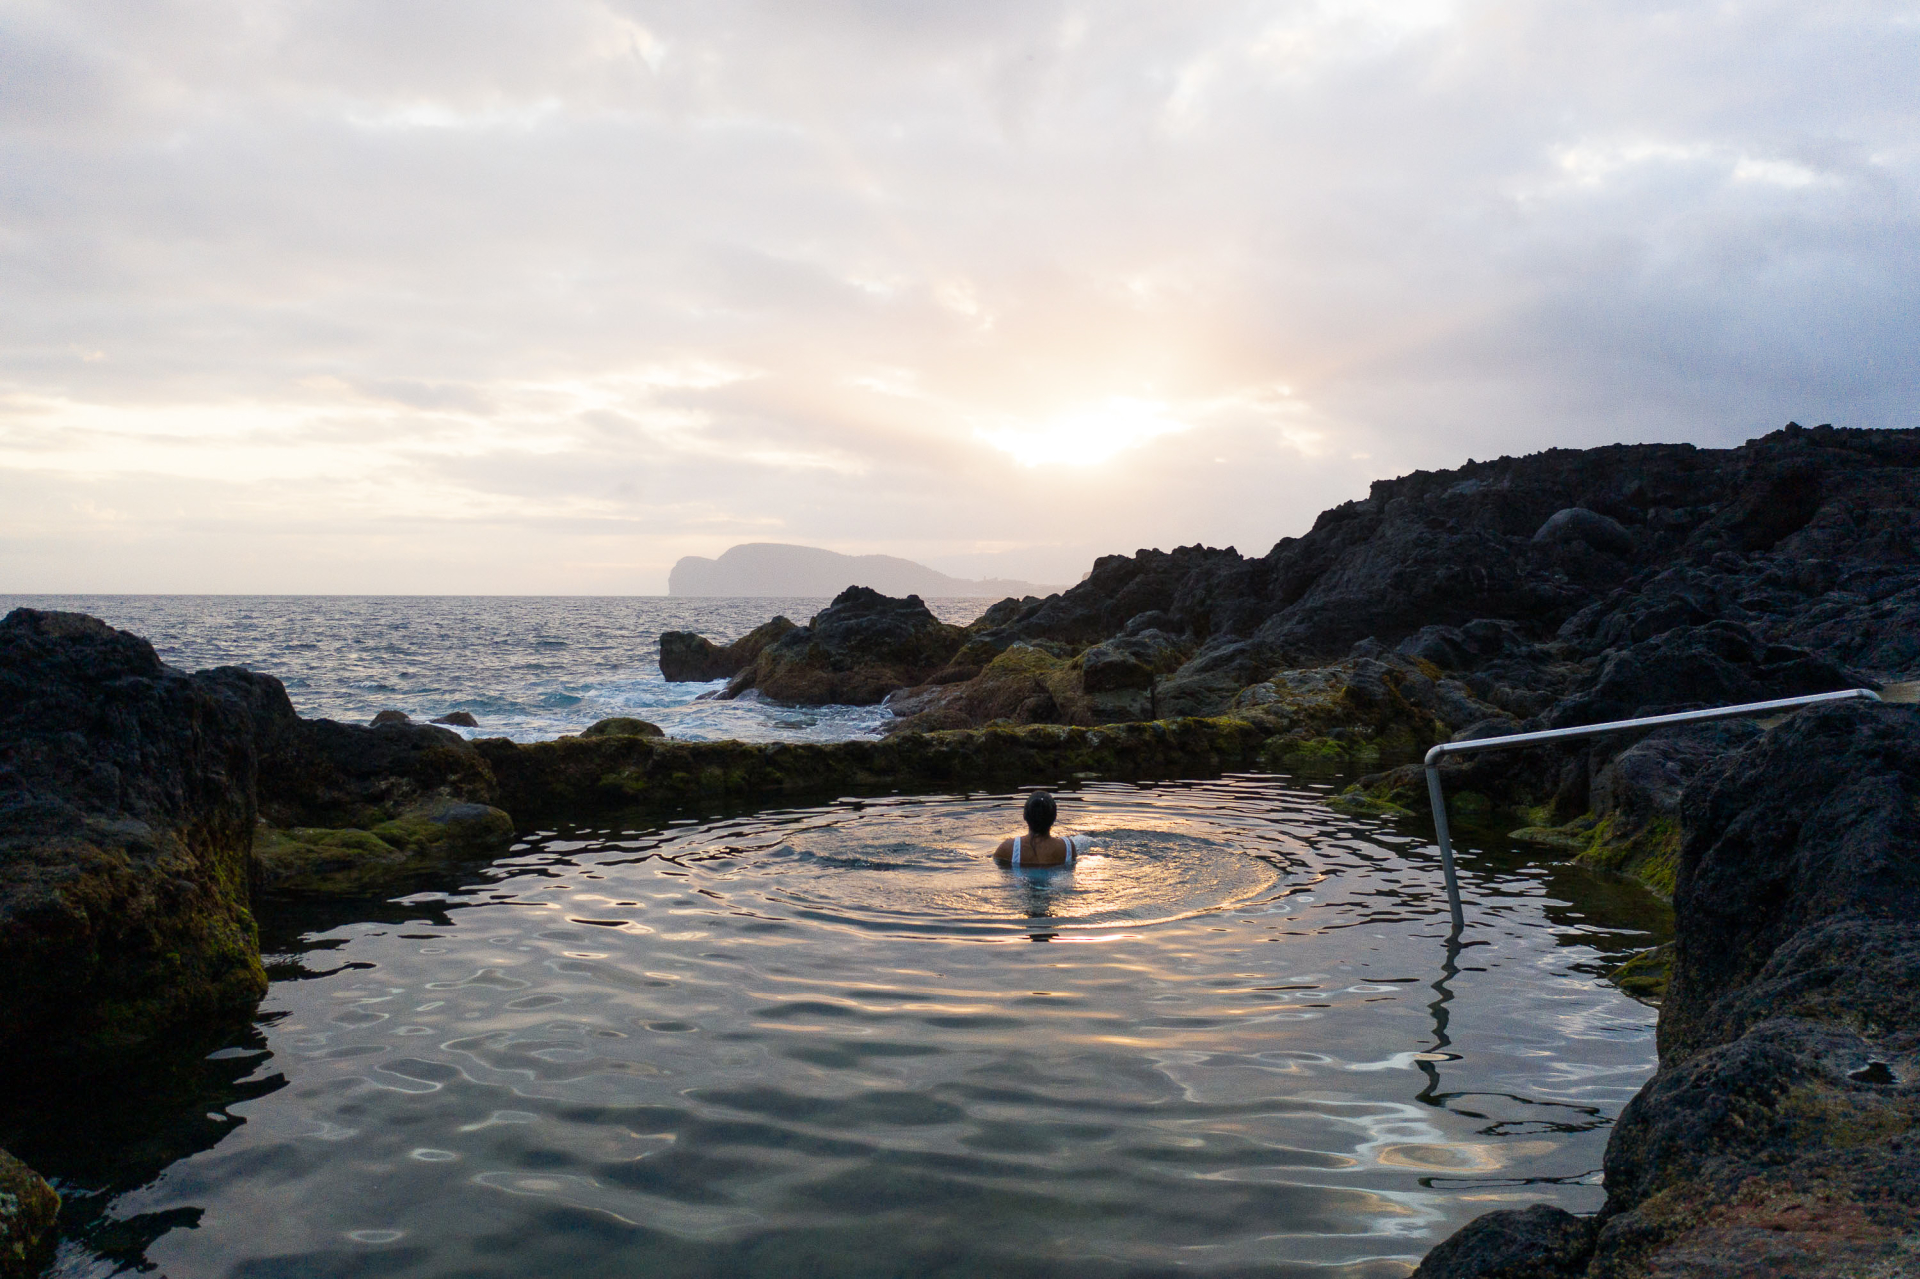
(2, 0, 1915, 594)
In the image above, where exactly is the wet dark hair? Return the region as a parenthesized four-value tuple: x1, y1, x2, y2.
(1022, 791, 1057, 835)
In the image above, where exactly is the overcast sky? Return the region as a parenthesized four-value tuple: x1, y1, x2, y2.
(3, 0, 1915, 594)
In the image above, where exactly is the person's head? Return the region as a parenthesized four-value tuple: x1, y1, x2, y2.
(1022, 790, 1057, 836)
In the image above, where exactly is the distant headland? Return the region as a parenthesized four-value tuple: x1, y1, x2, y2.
(667, 542, 1067, 598)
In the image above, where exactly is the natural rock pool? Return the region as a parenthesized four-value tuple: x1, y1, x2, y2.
(39, 776, 1669, 1278)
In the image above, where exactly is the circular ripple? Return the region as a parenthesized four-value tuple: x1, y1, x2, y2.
(642, 789, 1309, 936)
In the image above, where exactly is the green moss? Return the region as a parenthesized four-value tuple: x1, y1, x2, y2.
(1326, 782, 1416, 819)
(1606, 943, 1672, 1004)
(1573, 813, 1681, 898)
(0, 1146, 59, 1274)
(257, 801, 514, 896)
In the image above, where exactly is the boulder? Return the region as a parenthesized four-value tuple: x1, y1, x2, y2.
(0, 609, 269, 1081)
(0, 1146, 57, 1277)
(431, 711, 479, 727)
(370, 708, 411, 725)
(1532, 506, 1634, 557)
(580, 717, 665, 739)
(659, 616, 797, 682)
(723, 587, 965, 706)
(1410, 1203, 1595, 1278)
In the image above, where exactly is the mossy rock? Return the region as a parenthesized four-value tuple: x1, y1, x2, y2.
(1325, 783, 1416, 819)
(1573, 812, 1681, 898)
(1606, 943, 1672, 1004)
(0, 1145, 58, 1276)
(256, 800, 516, 895)
(580, 717, 664, 739)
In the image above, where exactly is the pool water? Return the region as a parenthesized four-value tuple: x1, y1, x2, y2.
(31, 776, 1668, 1278)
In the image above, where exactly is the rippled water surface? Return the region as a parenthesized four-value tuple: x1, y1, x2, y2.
(30, 777, 1668, 1278)
(0, 594, 993, 742)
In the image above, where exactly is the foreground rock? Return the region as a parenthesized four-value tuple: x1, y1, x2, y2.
(1414, 699, 1920, 1278)
(0, 609, 269, 1081)
(718, 586, 966, 705)
(0, 1146, 57, 1277)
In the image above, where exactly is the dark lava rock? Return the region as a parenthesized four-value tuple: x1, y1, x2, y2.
(0, 1144, 58, 1277)
(370, 708, 411, 726)
(580, 717, 664, 739)
(0, 609, 270, 1081)
(980, 426, 1920, 679)
(1422, 699, 1920, 1277)
(1410, 1203, 1596, 1278)
(723, 587, 965, 706)
(659, 616, 797, 682)
(1659, 699, 1920, 1062)
(432, 711, 479, 727)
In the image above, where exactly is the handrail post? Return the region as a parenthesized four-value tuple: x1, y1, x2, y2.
(1425, 760, 1464, 933)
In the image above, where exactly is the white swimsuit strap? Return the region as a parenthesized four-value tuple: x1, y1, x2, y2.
(1012, 835, 1021, 866)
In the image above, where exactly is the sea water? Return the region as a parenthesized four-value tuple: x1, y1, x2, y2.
(0, 595, 995, 742)
(16, 778, 1669, 1278)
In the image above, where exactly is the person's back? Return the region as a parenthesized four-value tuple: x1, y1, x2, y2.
(993, 791, 1087, 868)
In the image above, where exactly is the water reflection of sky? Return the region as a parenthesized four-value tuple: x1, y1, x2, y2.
(20, 776, 1672, 1278)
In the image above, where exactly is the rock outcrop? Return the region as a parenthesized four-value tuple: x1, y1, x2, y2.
(0, 609, 269, 1081)
(718, 586, 966, 705)
(1414, 699, 1920, 1278)
(659, 616, 797, 681)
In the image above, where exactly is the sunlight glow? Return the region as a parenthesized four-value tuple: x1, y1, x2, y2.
(976, 398, 1192, 467)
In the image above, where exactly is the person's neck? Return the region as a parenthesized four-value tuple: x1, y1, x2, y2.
(1027, 830, 1052, 841)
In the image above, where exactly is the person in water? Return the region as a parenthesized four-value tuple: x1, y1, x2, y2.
(993, 791, 1090, 867)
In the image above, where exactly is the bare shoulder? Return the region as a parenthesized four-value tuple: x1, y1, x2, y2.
(992, 837, 1015, 862)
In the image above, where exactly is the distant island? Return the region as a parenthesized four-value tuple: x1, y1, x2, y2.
(667, 542, 1067, 598)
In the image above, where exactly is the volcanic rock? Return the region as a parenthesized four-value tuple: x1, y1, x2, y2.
(720, 587, 965, 706)
(432, 711, 479, 727)
(0, 609, 270, 1081)
(579, 716, 665, 739)
(659, 616, 797, 682)
(1422, 699, 1920, 1277)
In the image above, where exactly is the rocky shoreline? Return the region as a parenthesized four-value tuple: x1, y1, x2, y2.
(3, 423, 1916, 1275)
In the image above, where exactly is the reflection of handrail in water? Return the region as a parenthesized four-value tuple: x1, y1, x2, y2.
(1423, 688, 1884, 935)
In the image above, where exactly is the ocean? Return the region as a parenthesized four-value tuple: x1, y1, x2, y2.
(0, 595, 999, 743)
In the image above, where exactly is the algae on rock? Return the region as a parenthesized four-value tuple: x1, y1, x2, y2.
(0, 1146, 58, 1278)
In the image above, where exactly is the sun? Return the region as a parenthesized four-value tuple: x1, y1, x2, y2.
(975, 397, 1191, 467)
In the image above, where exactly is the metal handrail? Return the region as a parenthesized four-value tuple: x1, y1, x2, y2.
(1424, 687, 1883, 931)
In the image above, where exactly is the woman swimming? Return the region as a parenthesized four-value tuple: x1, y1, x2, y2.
(993, 791, 1090, 868)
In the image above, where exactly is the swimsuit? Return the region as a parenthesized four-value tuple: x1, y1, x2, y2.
(1009, 835, 1087, 867)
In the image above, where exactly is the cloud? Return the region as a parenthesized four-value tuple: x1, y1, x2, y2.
(0, 0, 1914, 592)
